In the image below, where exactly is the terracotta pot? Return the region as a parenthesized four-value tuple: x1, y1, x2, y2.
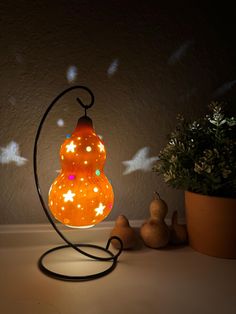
(185, 191, 236, 259)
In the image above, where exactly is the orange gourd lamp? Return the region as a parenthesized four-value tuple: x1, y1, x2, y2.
(48, 116, 114, 228)
(33, 86, 122, 281)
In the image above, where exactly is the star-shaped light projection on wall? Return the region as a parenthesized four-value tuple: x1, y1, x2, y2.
(57, 118, 64, 127)
(168, 40, 193, 65)
(66, 65, 78, 83)
(107, 59, 119, 77)
(122, 147, 159, 175)
(212, 80, 236, 97)
(0, 141, 27, 166)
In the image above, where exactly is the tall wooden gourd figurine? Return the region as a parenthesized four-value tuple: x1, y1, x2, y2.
(140, 192, 170, 248)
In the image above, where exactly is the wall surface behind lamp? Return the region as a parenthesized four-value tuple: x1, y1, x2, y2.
(0, 1, 236, 224)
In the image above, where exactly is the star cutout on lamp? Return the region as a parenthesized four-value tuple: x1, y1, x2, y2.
(94, 202, 106, 216)
(63, 190, 75, 202)
(66, 141, 76, 153)
(0, 141, 27, 166)
(98, 142, 105, 152)
(122, 147, 159, 175)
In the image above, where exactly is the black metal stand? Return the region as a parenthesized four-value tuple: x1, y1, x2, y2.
(33, 86, 123, 281)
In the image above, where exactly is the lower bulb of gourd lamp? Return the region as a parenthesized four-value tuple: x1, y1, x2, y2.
(48, 116, 114, 228)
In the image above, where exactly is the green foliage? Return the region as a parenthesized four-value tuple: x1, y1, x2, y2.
(153, 102, 236, 197)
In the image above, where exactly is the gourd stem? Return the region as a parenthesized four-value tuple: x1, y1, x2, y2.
(154, 191, 161, 200)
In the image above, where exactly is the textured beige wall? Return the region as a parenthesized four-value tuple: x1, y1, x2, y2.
(0, 2, 235, 224)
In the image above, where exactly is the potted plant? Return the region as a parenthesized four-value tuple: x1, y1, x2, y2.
(153, 103, 236, 258)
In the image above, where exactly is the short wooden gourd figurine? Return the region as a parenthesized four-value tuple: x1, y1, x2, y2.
(110, 215, 137, 250)
(169, 210, 188, 245)
(140, 192, 170, 249)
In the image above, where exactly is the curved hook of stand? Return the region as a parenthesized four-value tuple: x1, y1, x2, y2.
(76, 86, 94, 116)
(33, 86, 123, 278)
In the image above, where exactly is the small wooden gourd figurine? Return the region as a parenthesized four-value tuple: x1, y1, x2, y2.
(169, 210, 188, 245)
(140, 192, 170, 249)
(110, 215, 137, 250)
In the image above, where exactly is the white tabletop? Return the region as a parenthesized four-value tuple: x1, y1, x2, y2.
(0, 224, 236, 314)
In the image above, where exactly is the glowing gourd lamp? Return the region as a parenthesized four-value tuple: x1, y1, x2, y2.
(48, 115, 114, 228)
(34, 86, 122, 282)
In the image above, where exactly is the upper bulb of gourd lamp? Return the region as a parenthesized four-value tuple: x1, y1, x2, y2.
(48, 115, 114, 228)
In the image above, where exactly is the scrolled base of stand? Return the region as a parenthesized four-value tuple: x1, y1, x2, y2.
(38, 236, 123, 282)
